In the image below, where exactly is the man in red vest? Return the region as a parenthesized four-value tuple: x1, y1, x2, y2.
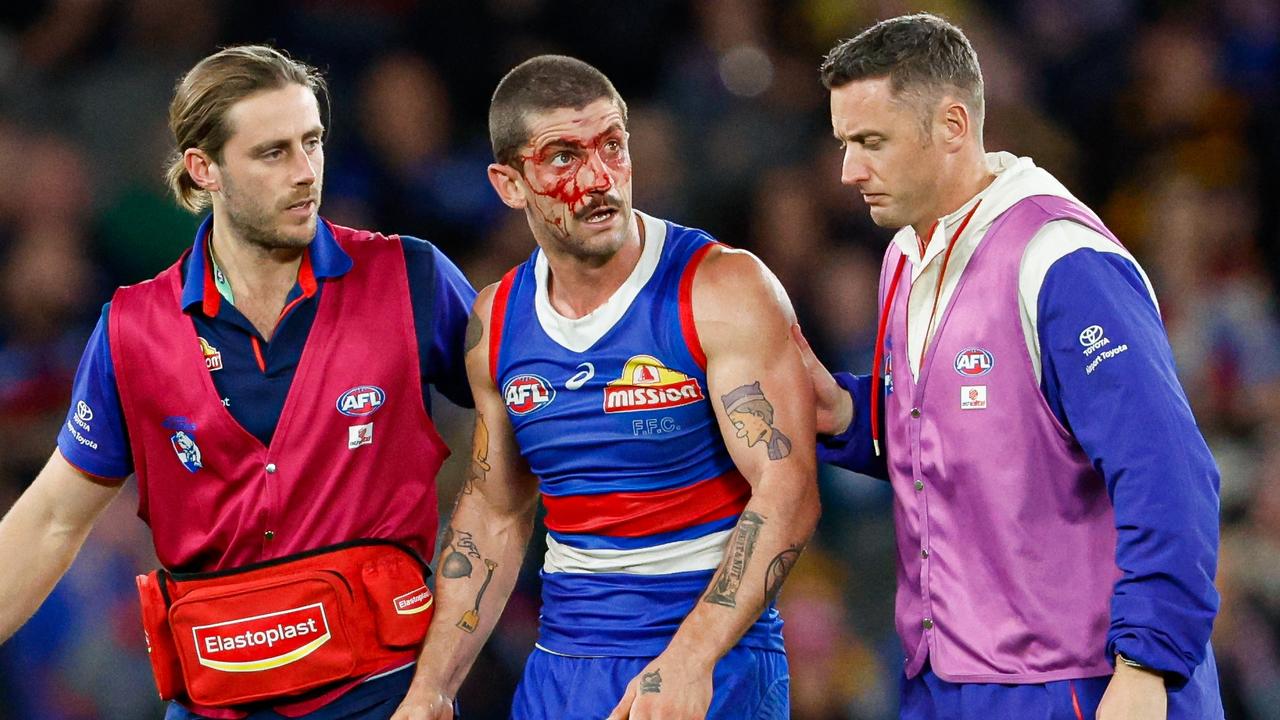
(0, 45, 475, 719)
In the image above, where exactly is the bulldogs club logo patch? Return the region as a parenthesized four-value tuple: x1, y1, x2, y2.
(603, 355, 705, 413)
(953, 348, 994, 377)
(503, 374, 556, 415)
(163, 416, 203, 473)
(336, 386, 385, 417)
(192, 603, 332, 672)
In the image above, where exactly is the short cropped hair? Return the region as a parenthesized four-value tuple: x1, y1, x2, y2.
(166, 45, 328, 212)
(820, 13, 984, 134)
(489, 55, 628, 167)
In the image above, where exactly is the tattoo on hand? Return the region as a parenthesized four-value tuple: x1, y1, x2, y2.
(639, 669, 662, 694)
(722, 382, 792, 460)
(764, 545, 802, 605)
(462, 414, 492, 495)
(704, 511, 766, 608)
(456, 559, 497, 633)
(440, 527, 482, 578)
(464, 308, 483, 353)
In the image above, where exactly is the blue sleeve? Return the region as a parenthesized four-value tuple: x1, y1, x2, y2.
(1038, 248, 1219, 684)
(815, 372, 889, 480)
(403, 237, 477, 410)
(56, 304, 132, 480)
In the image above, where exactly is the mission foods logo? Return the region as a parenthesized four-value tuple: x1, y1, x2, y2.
(192, 603, 331, 672)
(953, 348, 994, 376)
(503, 374, 556, 415)
(603, 355, 705, 413)
(336, 386, 385, 417)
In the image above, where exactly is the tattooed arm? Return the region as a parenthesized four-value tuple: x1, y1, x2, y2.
(607, 248, 819, 720)
(393, 284, 540, 720)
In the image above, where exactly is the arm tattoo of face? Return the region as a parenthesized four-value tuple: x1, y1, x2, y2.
(721, 382, 792, 460)
(461, 413, 492, 495)
(464, 308, 483, 353)
(639, 669, 662, 694)
(440, 527, 482, 578)
(764, 545, 802, 606)
(704, 511, 766, 608)
(456, 559, 498, 633)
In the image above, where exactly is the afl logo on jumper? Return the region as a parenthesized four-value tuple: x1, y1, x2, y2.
(603, 355, 705, 413)
(336, 386, 385, 417)
(504, 374, 556, 415)
(192, 603, 332, 672)
(953, 348, 994, 376)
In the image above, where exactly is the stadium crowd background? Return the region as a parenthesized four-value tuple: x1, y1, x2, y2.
(0, 0, 1277, 717)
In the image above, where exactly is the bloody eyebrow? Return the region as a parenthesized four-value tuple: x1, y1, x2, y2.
(537, 124, 625, 152)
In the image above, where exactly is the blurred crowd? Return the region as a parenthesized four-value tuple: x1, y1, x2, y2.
(1, 0, 1278, 718)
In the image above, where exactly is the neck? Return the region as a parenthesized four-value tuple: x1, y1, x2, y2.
(911, 150, 995, 241)
(543, 213, 645, 319)
(208, 211, 306, 305)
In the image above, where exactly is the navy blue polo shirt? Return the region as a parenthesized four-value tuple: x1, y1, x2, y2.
(58, 216, 475, 480)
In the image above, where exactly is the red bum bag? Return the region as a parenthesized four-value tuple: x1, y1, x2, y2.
(135, 539, 434, 708)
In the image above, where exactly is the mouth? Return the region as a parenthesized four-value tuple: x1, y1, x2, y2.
(284, 199, 316, 215)
(579, 205, 620, 225)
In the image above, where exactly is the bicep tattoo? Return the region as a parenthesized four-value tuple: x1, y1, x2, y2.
(721, 381, 792, 460)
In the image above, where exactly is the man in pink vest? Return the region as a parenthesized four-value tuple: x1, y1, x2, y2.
(0, 46, 475, 719)
(795, 13, 1223, 720)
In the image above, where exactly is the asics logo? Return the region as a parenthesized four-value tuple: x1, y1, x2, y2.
(566, 363, 595, 390)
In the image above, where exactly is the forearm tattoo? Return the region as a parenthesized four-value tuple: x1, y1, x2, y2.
(461, 413, 492, 496)
(640, 669, 662, 694)
(764, 545, 802, 605)
(456, 559, 498, 633)
(440, 527, 482, 579)
(721, 381, 792, 460)
(704, 511, 766, 608)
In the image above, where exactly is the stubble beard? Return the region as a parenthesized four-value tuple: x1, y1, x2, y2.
(222, 176, 320, 252)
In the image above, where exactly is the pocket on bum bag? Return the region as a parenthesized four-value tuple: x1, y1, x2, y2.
(168, 570, 358, 707)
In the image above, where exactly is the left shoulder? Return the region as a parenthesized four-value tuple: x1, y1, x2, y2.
(1018, 218, 1155, 307)
(692, 246, 795, 328)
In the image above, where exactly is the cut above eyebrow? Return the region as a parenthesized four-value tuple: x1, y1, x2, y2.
(537, 125, 626, 152)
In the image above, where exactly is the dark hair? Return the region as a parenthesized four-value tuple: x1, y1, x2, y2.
(489, 55, 628, 167)
(820, 13, 984, 133)
(166, 44, 328, 212)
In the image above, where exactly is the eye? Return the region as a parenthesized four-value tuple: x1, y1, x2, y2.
(864, 137, 884, 150)
(549, 151, 575, 168)
(304, 137, 323, 152)
(262, 148, 284, 161)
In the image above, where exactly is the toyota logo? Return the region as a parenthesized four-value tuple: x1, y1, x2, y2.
(75, 401, 94, 423)
(1078, 325, 1105, 346)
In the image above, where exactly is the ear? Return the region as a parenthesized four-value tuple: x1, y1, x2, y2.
(487, 163, 528, 210)
(939, 100, 971, 152)
(184, 148, 221, 193)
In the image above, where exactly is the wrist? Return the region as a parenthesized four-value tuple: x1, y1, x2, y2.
(1115, 654, 1166, 684)
(661, 634, 720, 674)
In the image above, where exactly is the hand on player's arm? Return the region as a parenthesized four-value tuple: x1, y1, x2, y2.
(393, 286, 541, 720)
(790, 324, 853, 437)
(0, 450, 123, 642)
(607, 248, 820, 720)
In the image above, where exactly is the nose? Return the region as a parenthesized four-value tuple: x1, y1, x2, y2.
(293, 144, 319, 187)
(578, 149, 613, 194)
(841, 146, 870, 187)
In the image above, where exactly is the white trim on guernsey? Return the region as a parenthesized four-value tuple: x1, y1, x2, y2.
(533, 210, 668, 353)
(542, 528, 731, 575)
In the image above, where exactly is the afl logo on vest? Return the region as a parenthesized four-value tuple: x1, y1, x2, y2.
(953, 348, 994, 376)
(504, 374, 556, 415)
(336, 386, 385, 417)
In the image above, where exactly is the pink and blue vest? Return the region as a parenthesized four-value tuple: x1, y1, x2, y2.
(882, 195, 1122, 682)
